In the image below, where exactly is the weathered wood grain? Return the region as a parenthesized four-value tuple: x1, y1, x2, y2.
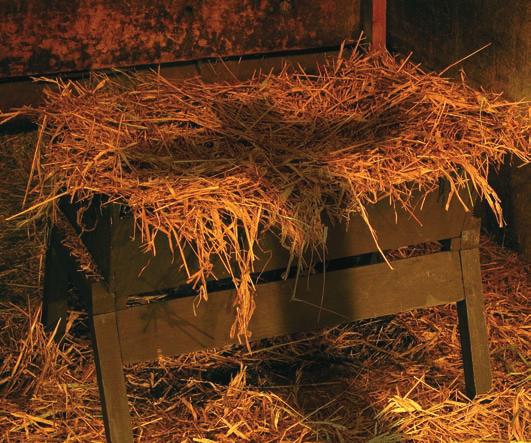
(117, 250, 464, 363)
(372, 0, 387, 49)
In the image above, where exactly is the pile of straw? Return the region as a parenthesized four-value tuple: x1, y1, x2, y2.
(14, 48, 530, 339)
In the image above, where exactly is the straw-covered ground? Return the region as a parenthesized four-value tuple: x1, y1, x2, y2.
(5, 47, 529, 340)
(0, 133, 529, 442)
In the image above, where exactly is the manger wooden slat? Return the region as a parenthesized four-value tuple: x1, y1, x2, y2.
(52, 184, 472, 299)
(117, 250, 464, 363)
(106, 187, 468, 297)
(325, 187, 468, 260)
(0, 0, 361, 79)
(110, 214, 195, 298)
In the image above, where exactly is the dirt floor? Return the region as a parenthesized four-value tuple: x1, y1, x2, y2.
(0, 134, 529, 442)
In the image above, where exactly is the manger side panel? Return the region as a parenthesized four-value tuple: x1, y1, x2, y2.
(108, 188, 469, 298)
(0, 0, 360, 79)
(109, 215, 194, 297)
(109, 218, 294, 298)
(118, 250, 464, 363)
(327, 188, 469, 259)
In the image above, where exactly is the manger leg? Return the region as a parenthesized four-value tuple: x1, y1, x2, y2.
(89, 283, 133, 443)
(42, 229, 69, 336)
(457, 248, 492, 398)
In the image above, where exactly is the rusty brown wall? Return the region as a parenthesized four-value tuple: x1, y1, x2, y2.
(388, 0, 530, 259)
(0, 0, 361, 79)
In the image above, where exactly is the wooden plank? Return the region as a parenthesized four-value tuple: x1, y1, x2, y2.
(41, 229, 70, 336)
(450, 210, 480, 251)
(107, 187, 468, 297)
(110, 215, 195, 298)
(60, 196, 113, 283)
(117, 250, 464, 363)
(460, 213, 481, 250)
(0, 0, 361, 79)
(325, 187, 468, 259)
(457, 248, 492, 397)
(90, 286, 134, 443)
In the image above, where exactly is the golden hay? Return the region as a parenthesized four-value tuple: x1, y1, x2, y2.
(8, 48, 531, 341)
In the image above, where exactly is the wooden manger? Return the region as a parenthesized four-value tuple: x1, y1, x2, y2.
(9, 1, 525, 441)
(44, 185, 491, 442)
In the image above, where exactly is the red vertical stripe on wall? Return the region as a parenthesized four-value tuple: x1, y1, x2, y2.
(372, 0, 387, 49)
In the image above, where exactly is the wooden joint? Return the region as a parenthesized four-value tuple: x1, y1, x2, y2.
(450, 213, 481, 251)
(461, 227, 480, 249)
(90, 282, 117, 315)
(461, 215, 481, 250)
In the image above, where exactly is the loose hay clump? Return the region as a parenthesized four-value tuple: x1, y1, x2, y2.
(15, 48, 530, 340)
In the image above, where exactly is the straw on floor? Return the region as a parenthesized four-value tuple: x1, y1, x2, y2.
(9, 47, 529, 341)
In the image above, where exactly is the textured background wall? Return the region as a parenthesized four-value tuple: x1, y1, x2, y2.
(0, 0, 361, 79)
(388, 0, 530, 259)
